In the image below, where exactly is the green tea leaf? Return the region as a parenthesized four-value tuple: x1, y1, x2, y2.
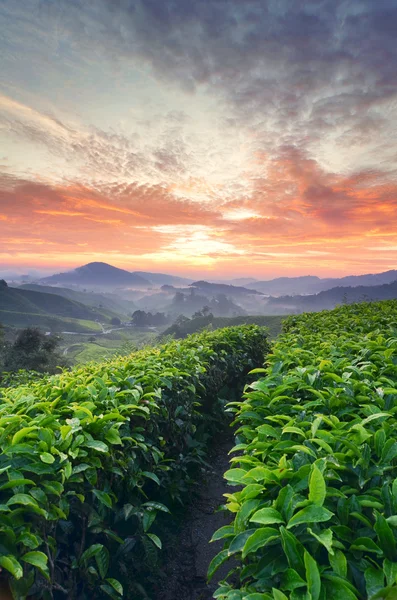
(40, 452, 55, 464)
(0, 555, 23, 579)
(207, 549, 229, 582)
(80, 543, 103, 563)
(95, 545, 110, 578)
(84, 440, 109, 453)
(304, 550, 321, 600)
(147, 533, 162, 549)
(228, 529, 256, 555)
(308, 464, 326, 506)
(210, 525, 235, 542)
(93, 489, 113, 508)
(7, 493, 39, 507)
(106, 578, 123, 595)
(21, 551, 49, 579)
(287, 505, 333, 529)
(280, 527, 305, 577)
(307, 527, 333, 555)
(242, 527, 279, 558)
(374, 510, 397, 560)
(350, 537, 382, 555)
(384, 559, 397, 587)
(365, 567, 385, 599)
(272, 590, 288, 600)
(250, 507, 284, 525)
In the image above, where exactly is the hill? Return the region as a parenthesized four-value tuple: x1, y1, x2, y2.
(0, 282, 116, 332)
(40, 262, 150, 288)
(248, 269, 397, 296)
(132, 271, 192, 286)
(19, 284, 134, 317)
(267, 279, 397, 313)
(190, 280, 263, 296)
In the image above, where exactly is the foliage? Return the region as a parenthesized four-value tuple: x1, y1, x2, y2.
(161, 314, 284, 340)
(1, 328, 66, 378)
(130, 310, 167, 327)
(0, 325, 269, 599)
(212, 300, 397, 600)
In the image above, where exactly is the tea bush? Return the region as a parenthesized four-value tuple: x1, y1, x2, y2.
(0, 325, 269, 599)
(212, 300, 397, 600)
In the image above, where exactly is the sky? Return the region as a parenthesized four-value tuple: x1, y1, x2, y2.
(0, 0, 397, 279)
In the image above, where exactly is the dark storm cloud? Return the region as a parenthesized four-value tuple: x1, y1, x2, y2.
(17, 0, 394, 160)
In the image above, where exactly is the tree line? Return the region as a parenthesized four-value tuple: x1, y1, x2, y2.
(0, 325, 66, 386)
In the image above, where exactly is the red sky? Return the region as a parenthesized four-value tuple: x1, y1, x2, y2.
(1, 1, 396, 278)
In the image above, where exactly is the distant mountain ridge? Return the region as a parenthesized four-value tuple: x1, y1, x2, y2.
(190, 280, 263, 296)
(248, 270, 397, 296)
(133, 271, 192, 286)
(38, 262, 192, 288)
(40, 262, 150, 288)
(266, 280, 397, 314)
(32, 262, 397, 297)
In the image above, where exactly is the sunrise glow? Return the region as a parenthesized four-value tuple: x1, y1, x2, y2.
(1, 1, 396, 278)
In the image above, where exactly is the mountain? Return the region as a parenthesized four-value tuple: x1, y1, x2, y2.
(266, 280, 397, 314)
(0, 282, 119, 332)
(248, 270, 397, 296)
(322, 270, 397, 288)
(227, 278, 258, 286)
(39, 262, 150, 288)
(132, 271, 192, 286)
(190, 281, 263, 296)
(247, 276, 323, 295)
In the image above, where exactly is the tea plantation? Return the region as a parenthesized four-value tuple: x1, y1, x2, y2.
(0, 325, 269, 599)
(212, 300, 397, 600)
(1, 300, 397, 599)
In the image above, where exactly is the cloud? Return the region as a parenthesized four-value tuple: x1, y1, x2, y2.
(1, 0, 397, 276)
(1, 144, 396, 276)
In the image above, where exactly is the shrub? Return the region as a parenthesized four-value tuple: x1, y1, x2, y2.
(0, 325, 269, 599)
(211, 301, 397, 600)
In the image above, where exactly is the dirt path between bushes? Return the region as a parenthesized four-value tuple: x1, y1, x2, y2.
(153, 436, 235, 600)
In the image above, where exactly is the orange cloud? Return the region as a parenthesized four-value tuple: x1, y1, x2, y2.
(1, 147, 396, 278)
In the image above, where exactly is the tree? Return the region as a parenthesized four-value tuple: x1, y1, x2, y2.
(172, 291, 185, 305)
(2, 327, 65, 374)
(192, 306, 213, 319)
(0, 323, 4, 372)
(131, 310, 148, 327)
(175, 314, 190, 326)
(111, 317, 121, 326)
(131, 310, 167, 327)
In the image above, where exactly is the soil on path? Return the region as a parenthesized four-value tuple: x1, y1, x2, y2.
(153, 435, 236, 600)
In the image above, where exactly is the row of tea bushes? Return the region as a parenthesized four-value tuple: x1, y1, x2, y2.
(0, 325, 269, 599)
(211, 300, 397, 600)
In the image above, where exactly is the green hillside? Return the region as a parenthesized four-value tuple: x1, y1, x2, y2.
(0, 283, 115, 332)
(19, 284, 134, 318)
(1, 286, 106, 319)
(0, 310, 102, 333)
